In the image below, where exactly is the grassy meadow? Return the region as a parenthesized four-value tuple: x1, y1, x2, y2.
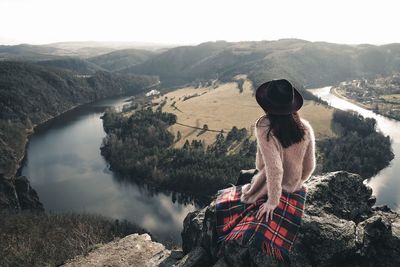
(152, 76, 335, 148)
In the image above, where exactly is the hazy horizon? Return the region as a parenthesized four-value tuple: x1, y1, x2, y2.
(1, 0, 399, 46)
(1, 38, 399, 48)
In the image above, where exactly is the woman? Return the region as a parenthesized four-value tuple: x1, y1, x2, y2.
(214, 79, 316, 263)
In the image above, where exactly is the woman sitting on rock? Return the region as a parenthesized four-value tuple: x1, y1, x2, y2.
(214, 79, 316, 263)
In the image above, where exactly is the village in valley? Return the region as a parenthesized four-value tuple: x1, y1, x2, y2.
(333, 73, 400, 120)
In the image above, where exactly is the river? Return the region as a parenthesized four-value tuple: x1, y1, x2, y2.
(20, 96, 198, 245)
(309, 87, 400, 211)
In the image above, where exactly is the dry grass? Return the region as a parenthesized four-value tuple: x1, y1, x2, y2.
(380, 94, 400, 103)
(153, 77, 335, 148)
(0, 211, 144, 267)
(298, 101, 335, 139)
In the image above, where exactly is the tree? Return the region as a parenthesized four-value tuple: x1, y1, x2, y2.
(176, 131, 182, 141)
(183, 140, 190, 150)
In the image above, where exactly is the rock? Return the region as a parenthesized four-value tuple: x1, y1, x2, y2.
(372, 205, 394, 213)
(235, 169, 258, 186)
(182, 208, 206, 254)
(14, 176, 43, 211)
(0, 177, 20, 210)
(0, 174, 43, 211)
(367, 196, 376, 207)
(305, 171, 373, 222)
(62, 233, 183, 267)
(181, 171, 400, 266)
(214, 240, 290, 267)
(288, 213, 356, 267)
(182, 201, 217, 256)
(355, 213, 400, 267)
(173, 246, 211, 267)
(212, 257, 228, 267)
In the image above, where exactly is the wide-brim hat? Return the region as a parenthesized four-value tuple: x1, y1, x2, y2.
(255, 79, 303, 115)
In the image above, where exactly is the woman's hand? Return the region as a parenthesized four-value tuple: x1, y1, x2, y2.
(256, 202, 277, 222)
(242, 183, 251, 194)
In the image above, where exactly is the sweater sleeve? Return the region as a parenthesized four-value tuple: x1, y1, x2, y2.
(301, 125, 316, 182)
(256, 126, 284, 207)
(255, 143, 264, 170)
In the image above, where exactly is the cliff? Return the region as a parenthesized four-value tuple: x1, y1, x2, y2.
(63, 171, 400, 267)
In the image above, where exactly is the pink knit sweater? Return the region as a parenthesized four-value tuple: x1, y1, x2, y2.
(240, 115, 316, 207)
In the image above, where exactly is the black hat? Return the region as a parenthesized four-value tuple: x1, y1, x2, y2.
(255, 79, 303, 115)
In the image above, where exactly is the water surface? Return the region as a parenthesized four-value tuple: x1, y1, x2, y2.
(21, 96, 198, 245)
(309, 87, 400, 211)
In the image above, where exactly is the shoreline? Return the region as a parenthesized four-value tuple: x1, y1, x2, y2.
(13, 92, 138, 181)
(331, 86, 400, 122)
(330, 86, 372, 110)
(14, 103, 82, 178)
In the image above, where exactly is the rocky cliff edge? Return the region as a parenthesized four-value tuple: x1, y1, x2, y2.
(63, 171, 400, 267)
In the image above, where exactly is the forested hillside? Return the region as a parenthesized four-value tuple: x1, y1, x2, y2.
(0, 61, 158, 209)
(0, 44, 68, 61)
(36, 57, 106, 74)
(122, 39, 400, 88)
(88, 49, 155, 71)
(318, 110, 394, 177)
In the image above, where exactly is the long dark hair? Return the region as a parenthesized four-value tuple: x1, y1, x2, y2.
(266, 112, 305, 148)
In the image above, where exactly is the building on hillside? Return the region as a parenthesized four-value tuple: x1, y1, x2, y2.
(145, 89, 160, 97)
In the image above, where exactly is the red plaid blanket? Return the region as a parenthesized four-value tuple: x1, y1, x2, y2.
(215, 184, 307, 262)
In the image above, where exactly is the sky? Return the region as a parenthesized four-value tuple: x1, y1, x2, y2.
(0, 0, 399, 46)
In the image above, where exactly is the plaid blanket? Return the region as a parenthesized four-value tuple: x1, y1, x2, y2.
(215, 184, 307, 262)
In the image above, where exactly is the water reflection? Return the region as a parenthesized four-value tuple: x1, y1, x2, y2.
(309, 87, 400, 211)
(112, 174, 211, 207)
(21, 96, 201, 245)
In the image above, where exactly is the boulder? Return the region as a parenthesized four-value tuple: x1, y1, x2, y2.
(62, 233, 183, 267)
(181, 171, 400, 266)
(173, 246, 211, 267)
(305, 171, 373, 222)
(355, 212, 400, 267)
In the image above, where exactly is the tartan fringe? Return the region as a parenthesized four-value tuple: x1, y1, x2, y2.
(262, 241, 285, 262)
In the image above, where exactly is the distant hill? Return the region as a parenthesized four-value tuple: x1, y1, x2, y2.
(46, 41, 177, 56)
(0, 43, 117, 60)
(0, 44, 70, 61)
(119, 41, 233, 86)
(7, 39, 399, 90)
(121, 39, 400, 89)
(36, 57, 106, 74)
(88, 49, 156, 71)
(0, 42, 176, 62)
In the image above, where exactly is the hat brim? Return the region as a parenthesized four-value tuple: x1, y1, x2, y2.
(255, 83, 304, 115)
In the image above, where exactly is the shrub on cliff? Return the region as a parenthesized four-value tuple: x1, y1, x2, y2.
(0, 211, 145, 267)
